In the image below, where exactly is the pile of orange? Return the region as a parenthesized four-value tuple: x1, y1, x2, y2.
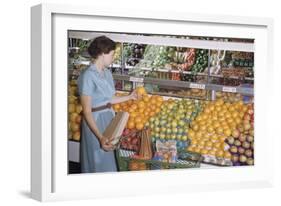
(187, 99, 248, 159)
(113, 89, 164, 131)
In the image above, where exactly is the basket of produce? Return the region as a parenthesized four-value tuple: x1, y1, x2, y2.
(116, 149, 202, 171)
(116, 129, 202, 171)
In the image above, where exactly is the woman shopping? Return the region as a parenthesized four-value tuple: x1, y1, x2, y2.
(78, 36, 138, 173)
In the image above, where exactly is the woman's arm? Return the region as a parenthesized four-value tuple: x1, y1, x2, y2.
(110, 90, 138, 104)
(80, 95, 115, 151)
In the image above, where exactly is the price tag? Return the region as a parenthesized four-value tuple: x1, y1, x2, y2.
(222, 86, 237, 93)
(190, 83, 205, 90)
(129, 77, 144, 83)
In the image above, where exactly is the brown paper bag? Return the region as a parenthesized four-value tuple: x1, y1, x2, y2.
(103, 112, 129, 145)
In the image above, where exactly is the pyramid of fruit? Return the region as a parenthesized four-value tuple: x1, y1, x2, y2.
(147, 98, 203, 151)
(68, 80, 83, 141)
(112, 87, 164, 131)
(225, 103, 254, 166)
(187, 99, 249, 161)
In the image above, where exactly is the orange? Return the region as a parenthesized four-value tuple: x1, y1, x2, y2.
(151, 99, 157, 105)
(216, 150, 224, 158)
(137, 101, 145, 108)
(113, 104, 120, 110)
(155, 108, 161, 113)
(156, 96, 164, 102)
(149, 111, 156, 117)
(131, 104, 138, 110)
(135, 122, 144, 130)
(134, 116, 143, 123)
(156, 101, 162, 107)
(128, 107, 136, 113)
(127, 121, 135, 129)
(136, 86, 147, 96)
(138, 108, 145, 114)
(150, 104, 157, 111)
(130, 112, 137, 118)
(143, 95, 150, 102)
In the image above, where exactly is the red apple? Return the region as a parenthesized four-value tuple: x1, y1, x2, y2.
(247, 109, 254, 115)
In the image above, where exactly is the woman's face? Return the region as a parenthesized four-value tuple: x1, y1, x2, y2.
(102, 50, 115, 67)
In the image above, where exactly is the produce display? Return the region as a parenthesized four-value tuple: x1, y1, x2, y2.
(187, 99, 250, 165)
(112, 87, 164, 131)
(120, 129, 140, 152)
(68, 79, 83, 141)
(153, 140, 178, 163)
(67, 34, 255, 171)
(216, 92, 243, 103)
(225, 103, 254, 166)
(147, 98, 202, 151)
(124, 43, 146, 66)
(113, 43, 122, 65)
(160, 88, 208, 99)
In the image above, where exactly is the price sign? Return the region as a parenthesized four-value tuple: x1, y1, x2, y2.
(190, 83, 206, 90)
(222, 86, 237, 93)
(129, 77, 144, 83)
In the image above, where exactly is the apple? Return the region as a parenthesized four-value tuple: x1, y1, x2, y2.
(181, 135, 188, 141)
(230, 145, 238, 153)
(177, 128, 184, 134)
(238, 134, 247, 142)
(234, 140, 242, 147)
(76, 115, 82, 124)
(245, 149, 253, 157)
(232, 129, 240, 138)
(70, 112, 79, 122)
(243, 114, 251, 121)
(123, 128, 130, 136)
(176, 134, 182, 140)
(171, 120, 178, 128)
(155, 127, 160, 133)
(132, 138, 138, 145)
(161, 127, 167, 133)
(243, 122, 251, 131)
(166, 128, 172, 134)
(247, 135, 254, 143)
(238, 147, 245, 154)
(172, 127, 178, 133)
(247, 109, 254, 115)
(171, 134, 176, 140)
(159, 133, 165, 139)
(246, 158, 254, 165)
(242, 141, 251, 149)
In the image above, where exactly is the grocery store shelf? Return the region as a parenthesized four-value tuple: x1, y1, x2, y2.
(112, 74, 254, 95)
(69, 32, 254, 52)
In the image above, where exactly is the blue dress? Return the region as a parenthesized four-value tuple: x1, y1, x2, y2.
(77, 64, 117, 173)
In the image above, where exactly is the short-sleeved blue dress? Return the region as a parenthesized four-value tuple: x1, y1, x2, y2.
(77, 64, 117, 173)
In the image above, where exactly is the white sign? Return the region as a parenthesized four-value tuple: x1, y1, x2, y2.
(190, 83, 206, 89)
(222, 86, 237, 93)
(129, 77, 144, 83)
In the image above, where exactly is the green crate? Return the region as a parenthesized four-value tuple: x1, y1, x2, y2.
(116, 149, 202, 171)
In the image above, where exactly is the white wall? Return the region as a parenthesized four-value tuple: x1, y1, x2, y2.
(0, 0, 280, 205)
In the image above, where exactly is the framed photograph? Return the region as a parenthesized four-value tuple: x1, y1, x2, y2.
(31, 3, 274, 202)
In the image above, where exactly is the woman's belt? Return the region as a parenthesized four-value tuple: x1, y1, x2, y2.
(91, 103, 112, 112)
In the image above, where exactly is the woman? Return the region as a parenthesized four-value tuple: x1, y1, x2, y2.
(78, 36, 137, 173)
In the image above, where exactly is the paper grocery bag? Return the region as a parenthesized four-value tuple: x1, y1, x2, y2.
(103, 112, 129, 145)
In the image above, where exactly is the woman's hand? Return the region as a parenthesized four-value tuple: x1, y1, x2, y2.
(100, 136, 116, 151)
(129, 89, 138, 100)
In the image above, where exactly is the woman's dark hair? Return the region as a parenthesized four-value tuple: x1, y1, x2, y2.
(87, 36, 116, 59)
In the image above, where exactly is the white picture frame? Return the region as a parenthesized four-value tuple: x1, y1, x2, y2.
(31, 3, 274, 202)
